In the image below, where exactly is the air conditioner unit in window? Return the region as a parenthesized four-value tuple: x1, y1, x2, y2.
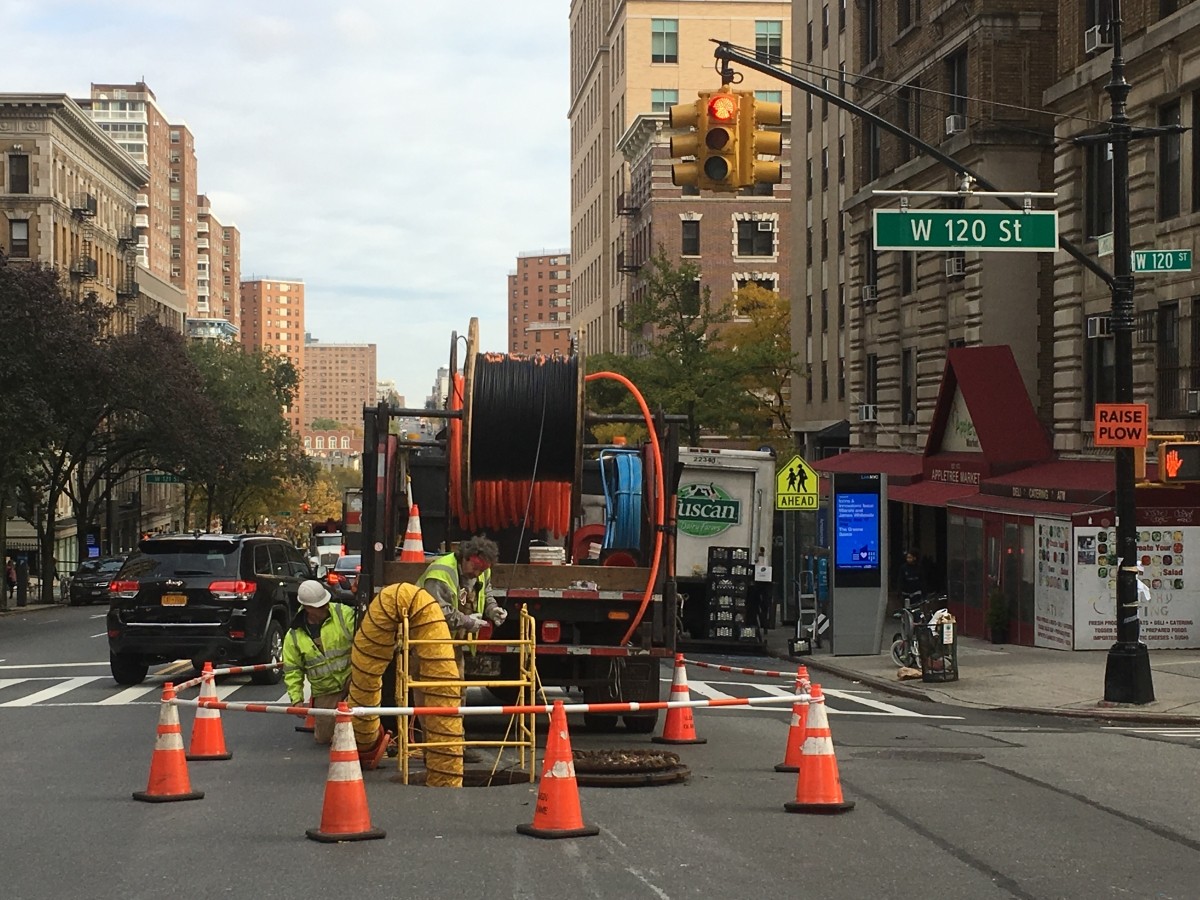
(945, 256, 967, 278)
(861, 284, 878, 303)
(1086, 315, 1112, 339)
(1187, 391, 1200, 415)
(756, 220, 774, 232)
(859, 403, 878, 423)
(945, 114, 967, 136)
(1084, 24, 1112, 54)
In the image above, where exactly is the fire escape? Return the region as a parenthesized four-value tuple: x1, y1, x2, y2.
(616, 189, 643, 276)
(116, 220, 140, 301)
(69, 193, 98, 293)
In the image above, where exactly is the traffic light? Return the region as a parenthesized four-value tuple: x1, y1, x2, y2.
(300, 502, 310, 513)
(700, 88, 741, 191)
(668, 95, 706, 188)
(738, 93, 783, 186)
(1157, 442, 1200, 482)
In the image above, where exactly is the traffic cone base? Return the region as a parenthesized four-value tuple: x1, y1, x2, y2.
(783, 684, 854, 815)
(399, 504, 425, 562)
(307, 705, 386, 842)
(652, 654, 706, 745)
(774, 666, 810, 773)
(296, 698, 315, 733)
(187, 663, 232, 761)
(516, 700, 598, 840)
(134, 683, 205, 803)
(358, 728, 392, 771)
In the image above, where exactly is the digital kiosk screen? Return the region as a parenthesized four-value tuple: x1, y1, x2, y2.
(833, 489, 881, 587)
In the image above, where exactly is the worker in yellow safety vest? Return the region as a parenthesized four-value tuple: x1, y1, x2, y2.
(284, 579, 357, 744)
(419, 536, 505, 677)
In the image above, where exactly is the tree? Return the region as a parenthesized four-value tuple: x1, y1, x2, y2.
(722, 283, 798, 438)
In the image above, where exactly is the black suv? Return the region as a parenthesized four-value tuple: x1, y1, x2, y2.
(106, 533, 312, 686)
(68, 555, 127, 606)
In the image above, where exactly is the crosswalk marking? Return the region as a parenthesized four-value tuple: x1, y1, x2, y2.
(97, 684, 162, 705)
(0, 676, 104, 707)
(1104, 726, 1200, 740)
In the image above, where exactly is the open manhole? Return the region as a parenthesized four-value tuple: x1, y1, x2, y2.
(571, 748, 690, 787)
(851, 750, 985, 763)
(394, 767, 533, 787)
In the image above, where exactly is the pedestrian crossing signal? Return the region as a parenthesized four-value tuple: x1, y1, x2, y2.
(1158, 442, 1200, 483)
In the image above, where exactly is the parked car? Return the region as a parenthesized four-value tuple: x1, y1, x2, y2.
(67, 556, 127, 606)
(106, 533, 313, 686)
(323, 553, 361, 604)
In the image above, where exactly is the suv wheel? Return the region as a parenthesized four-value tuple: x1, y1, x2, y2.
(250, 620, 284, 685)
(110, 652, 149, 686)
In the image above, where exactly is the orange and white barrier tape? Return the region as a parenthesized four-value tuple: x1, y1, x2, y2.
(681, 658, 798, 680)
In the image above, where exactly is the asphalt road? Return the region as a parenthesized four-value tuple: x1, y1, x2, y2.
(3, 608, 1200, 899)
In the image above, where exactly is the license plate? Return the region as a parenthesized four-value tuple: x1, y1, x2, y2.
(161, 593, 188, 607)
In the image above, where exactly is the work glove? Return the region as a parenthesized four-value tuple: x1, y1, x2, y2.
(464, 613, 487, 634)
(489, 607, 508, 627)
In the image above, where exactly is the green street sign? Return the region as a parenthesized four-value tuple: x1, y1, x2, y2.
(277, 511, 293, 517)
(1132, 249, 1192, 273)
(873, 209, 1059, 252)
(145, 473, 181, 484)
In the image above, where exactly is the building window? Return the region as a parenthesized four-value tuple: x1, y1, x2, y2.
(898, 0, 920, 32)
(820, 289, 828, 333)
(8, 219, 29, 257)
(822, 147, 829, 190)
(806, 226, 814, 263)
(821, 222, 829, 260)
(806, 363, 814, 402)
(757, 20, 783, 65)
(864, 230, 878, 287)
(838, 357, 846, 399)
(838, 285, 846, 328)
(651, 19, 678, 63)
(806, 159, 813, 196)
(822, 5, 830, 47)
(898, 84, 916, 162)
(755, 90, 783, 105)
(806, 21, 813, 61)
(901, 348, 916, 424)
(807, 94, 813, 132)
(682, 278, 700, 316)
(947, 49, 968, 118)
(840, 0, 847, 31)
(839, 136, 846, 182)
(865, 354, 879, 405)
(737, 220, 773, 256)
(681, 220, 700, 256)
(1193, 93, 1200, 213)
(901, 251, 915, 294)
(821, 361, 829, 401)
(865, 123, 880, 182)
(863, 0, 879, 62)
(1156, 302, 1182, 414)
(651, 89, 678, 112)
(806, 296, 813, 334)
(1085, 141, 1114, 238)
(170, 130, 181, 143)
(1159, 100, 1181, 220)
(1084, 325, 1115, 416)
(7, 154, 29, 193)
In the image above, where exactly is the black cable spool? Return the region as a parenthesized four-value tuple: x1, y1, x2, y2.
(468, 355, 579, 482)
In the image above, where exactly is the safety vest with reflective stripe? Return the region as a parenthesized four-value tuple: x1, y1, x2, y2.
(420, 553, 491, 616)
(282, 603, 356, 703)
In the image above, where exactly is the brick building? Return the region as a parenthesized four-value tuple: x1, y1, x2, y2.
(239, 277, 306, 433)
(301, 338, 376, 460)
(508, 249, 572, 355)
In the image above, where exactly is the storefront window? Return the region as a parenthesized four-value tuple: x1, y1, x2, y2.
(947, 514, 984, 627)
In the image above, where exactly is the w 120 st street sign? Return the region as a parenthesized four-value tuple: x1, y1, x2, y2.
(873, 209, 1059, 252)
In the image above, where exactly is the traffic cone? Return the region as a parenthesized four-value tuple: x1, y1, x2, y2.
(516, 700, 599, 839)
(295, 698, 315, 734)
(774, 666, 810, 773)
(187, 662, 232, 761)
(133, 683, 205, 803)
(399, 504, 425, 562)
(306, 703, 386, 842)
(784, 684, 855, 814)
(652, 654, 706, 745)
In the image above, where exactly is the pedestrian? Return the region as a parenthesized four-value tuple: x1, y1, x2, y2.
(4, 558, 15, 601)
(283, 580, 357, 745)
(418, 536, 506, 679)
(896, 550, 924, 609)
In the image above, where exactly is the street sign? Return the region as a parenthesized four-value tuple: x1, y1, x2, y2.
(873, 209, 1059, 252)
(776, 454, 819, 511)
(1132, 249, 1192, 273)
(145, 473, 181, 484)
(1094, 403, 1148, 448)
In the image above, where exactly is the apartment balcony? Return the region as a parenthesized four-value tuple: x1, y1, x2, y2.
(197, 253, 209, 265)
(71, 193, 97, 217)
(196, 238, 209, 250)
(197, 221, 209, 233)
(70, 256, 98, 279)
(135, 193, 149, 208)
(136, 235, 150, 249)
(116, 280, 140, 300)
(134, 214, 150, 229)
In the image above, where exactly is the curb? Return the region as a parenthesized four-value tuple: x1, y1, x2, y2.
(763, 643, 931, 702)
(994, 705, 1200, 727)
(0, 603, 67, 617)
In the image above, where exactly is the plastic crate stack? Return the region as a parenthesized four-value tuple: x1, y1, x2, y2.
(706, 546, 756, 642)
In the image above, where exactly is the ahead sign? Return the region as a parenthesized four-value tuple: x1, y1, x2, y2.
(873, 209, 1059, 252)
(1094, 403, 1148, 448)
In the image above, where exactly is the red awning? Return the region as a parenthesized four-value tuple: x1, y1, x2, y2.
(947, 492, 1109, 520)
(888, 480, 979, 508)
(982, 459, 1115, 502)
(811, 451, 924, 485)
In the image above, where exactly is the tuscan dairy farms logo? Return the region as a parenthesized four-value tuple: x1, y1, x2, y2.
(677, 482, 741, 537)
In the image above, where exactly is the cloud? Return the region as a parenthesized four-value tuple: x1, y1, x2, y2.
(0, 0, 570, 401)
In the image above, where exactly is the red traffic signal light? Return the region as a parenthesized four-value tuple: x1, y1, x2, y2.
(703, 92, 740, 185)
(300, 502, 310, 513)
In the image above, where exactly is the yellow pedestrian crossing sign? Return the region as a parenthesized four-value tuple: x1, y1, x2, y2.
(776, 454, 819, 510)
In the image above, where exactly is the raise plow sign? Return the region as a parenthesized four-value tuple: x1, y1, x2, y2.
(1093, 403, 1148, 448)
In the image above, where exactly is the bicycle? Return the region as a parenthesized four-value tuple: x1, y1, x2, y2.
(889, 595, 943, 668)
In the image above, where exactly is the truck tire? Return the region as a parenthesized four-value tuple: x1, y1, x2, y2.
(622, 712, 659, 734)
(110, 652, 148, 686)
(584, 713, 620, 732)
(250, 620, 284, 685)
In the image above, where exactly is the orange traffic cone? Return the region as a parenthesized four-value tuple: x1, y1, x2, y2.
(306, 704, 386, 842)
(784, 684, 854, 814)
(517, 700, 599, 839)
(133, 683, 205, 803)
(187, 662, 232, 761)
(357, 725, 392, 771)
(295, 698, 315, 734)
(652, 654, 706, 745)
(774, 665, 810, 773)
(399, 504, 425, 562)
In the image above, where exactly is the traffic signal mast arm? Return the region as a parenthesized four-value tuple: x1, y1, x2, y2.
(708, 40, 1114, 287)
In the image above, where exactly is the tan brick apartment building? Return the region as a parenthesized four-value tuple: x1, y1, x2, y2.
(240, 277, 306, 432)
(301, 339, 376, 458)
(569, 0, 793, 358)
(508, 249, 573, 356)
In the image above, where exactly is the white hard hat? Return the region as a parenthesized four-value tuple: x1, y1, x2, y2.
(298, 580, 331, 608)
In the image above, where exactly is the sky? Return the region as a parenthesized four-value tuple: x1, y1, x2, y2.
(0, 1, 571, 404)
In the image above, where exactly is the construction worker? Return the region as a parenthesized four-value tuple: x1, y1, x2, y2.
(284, 579, 357, 745)
(418, 536, 506, 678)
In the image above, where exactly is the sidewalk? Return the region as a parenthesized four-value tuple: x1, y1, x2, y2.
(763, 624, 1200, 724)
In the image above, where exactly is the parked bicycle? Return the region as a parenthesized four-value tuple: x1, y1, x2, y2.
(890, 594, 948, 668)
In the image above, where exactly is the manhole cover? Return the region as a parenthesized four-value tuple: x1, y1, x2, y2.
(572, 748, 690, 786)
(852, 750, 985, 763)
